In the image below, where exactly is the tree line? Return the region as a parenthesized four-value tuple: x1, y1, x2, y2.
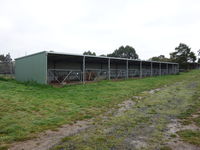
(83, 43, 200, 70)
(83, 45, 138, 59)
(1, 43, 199, 69)
(0, 53, 12, 62)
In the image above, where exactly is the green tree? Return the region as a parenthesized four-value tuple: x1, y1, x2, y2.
(189, 52, 196, 62)
(149, 55, 170, 62)
(107, 45, 139, 59)
(0, 55, 6, 62)
(170, 43, 196, 63)
(197, 49, 200, 63)
(83, 51, 96, 56)
(0, 53, 12, 62)
(170, 43, 197, 69)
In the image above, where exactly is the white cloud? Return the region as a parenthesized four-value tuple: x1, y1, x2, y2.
(0, 0, 200, 59)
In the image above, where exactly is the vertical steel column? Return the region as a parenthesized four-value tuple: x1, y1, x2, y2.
(126, 60, 129, 79)
(172, 64, 174, 74)
(174, 64, 177, 74)
(82, 56, 85, 83)
(108, 58, 110, 80)
(175, 64, 176, 74)
(140, 61, 142, 78)
(177, 64, 179, 74)
(166, 63, 169, 75)
(173, 64, 175, 74)
(150, 62, 153, 77)
(10, 62, 12, 75)
(159, 63, 161, 76)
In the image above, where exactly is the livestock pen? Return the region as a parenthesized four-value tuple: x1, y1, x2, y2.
(15, 51, 179, 84)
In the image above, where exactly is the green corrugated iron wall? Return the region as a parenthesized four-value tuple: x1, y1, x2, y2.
(15, 51, 47, 84)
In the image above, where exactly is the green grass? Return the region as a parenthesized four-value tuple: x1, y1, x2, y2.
(177, 130, 200, 146)
(51, 70, 200, 150)
(160, 146, 172, 150)
(0, 70, 200, 147)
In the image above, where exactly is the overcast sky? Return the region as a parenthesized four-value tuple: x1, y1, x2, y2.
(0, 0, 200, 60)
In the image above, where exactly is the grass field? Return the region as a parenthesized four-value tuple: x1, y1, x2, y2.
(0, 70, 200, 148)
(51, 70, 200, 150)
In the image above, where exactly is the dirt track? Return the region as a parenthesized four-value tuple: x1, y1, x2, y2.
(10, 80, 200, 150)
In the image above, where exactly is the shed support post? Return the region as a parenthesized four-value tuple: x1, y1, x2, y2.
(9, 62, 12, 75)
(150, 62, 153, 77)
(175, 64, 177, 74)
(159, 63, 161, 76)
(140, 61, 142, 78)
(177, 64, 179, 74)
(126, 60, 129, 79)
(173, 64, 175, 74)
(108, 58, 110, 80)
(82, 56, 85, 83)
(166, 63, 168, 75)
(174, 64, 176, 74)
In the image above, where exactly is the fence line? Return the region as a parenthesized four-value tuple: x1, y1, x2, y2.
(0, 62, 14, 75)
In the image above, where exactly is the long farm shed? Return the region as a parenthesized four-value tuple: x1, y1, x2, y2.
(15, 51, 179, 84)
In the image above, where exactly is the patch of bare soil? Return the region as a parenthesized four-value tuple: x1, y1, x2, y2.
(114, 87, 162, 116)
(165, 119, 200, 150)
(191, 110, 200, 119)
(167, 119, 199, 133)
(125, 137, 147, 149)
(116, 100, 136, 116)
(147, 88, 162, 94)
(10, 120, 92, 150)
(168, 141, 200, 150)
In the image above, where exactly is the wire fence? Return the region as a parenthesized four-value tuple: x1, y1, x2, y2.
(47, 68, 178, 84)
(48, 69, 82, 84)
(0, 62, 15, 76)
(128, 69, 140, 77)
